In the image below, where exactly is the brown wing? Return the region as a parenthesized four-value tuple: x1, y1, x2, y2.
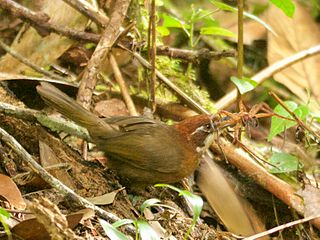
(98, 124, 189, 173)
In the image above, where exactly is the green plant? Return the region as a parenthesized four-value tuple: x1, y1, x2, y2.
(155, 184, 203, 240)
(100, 199, 161, 240)
(100, 185, 203, 240)
(0, 208, 11, 240)
(268, 101, 309, 141)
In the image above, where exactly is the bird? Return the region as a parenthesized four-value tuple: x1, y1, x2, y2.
(36, 82, 217, 187)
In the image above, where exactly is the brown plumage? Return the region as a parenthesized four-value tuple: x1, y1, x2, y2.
(37, 82, 216, 186)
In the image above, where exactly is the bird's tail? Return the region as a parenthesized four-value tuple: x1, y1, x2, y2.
(37, 82, 114, 136)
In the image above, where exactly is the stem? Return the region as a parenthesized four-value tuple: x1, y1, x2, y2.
(236, 0, 244, 109)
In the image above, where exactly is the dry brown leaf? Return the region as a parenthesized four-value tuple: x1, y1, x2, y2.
(93, 99, 129, 117)
(223, 14, 267, 44)
(0, 0, 88, 74)
(144, 208, 167, 239)
(0, 72, 76, 86)
(267, 2, 320, 103)
(0, 173, 26, 210)
(196, 156, 267, 238)
(86, 188, 124, 205)
(297, 185, 320, 217)
(11, 211, 87, 240)
(39, 140, 75, 189)
(213, 5, 268, 45)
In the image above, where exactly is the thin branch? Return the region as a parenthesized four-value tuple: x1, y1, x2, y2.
(148, 0, 156, 112)
(210, 139, 320, 229)
(109, 53, 138, 116)
(156, 46, 235, 63)
(0, 126, 136, 234)
(0, 73, 77, 87)
(237, 0, 244, 79)
(269, 91, 320, 142)
(0, 101, 90, 140)
(0, 0, 234, 65)
(215, 44, 320, 110)
(0, 0, 100, 42)
(76, 0, 131, 109)
(243, 215, 320, 240)
(62, 0, 109, 27)
(0, 39, 68, 82)
(129, 48, 210, 114)
(236, 0, 244, 111)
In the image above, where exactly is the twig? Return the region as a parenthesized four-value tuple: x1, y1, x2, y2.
(0, 126, 136, 235)
(0, 0, 100, 43)
(0, 101, 89, 140)
(76, 0, 131, 109)
(269, 91, 320, 142)
(237, 0, 244, 79)
(0, 39, 68, 82)
(0, 0, 234, 65)
(243, 215, 320, 240)
(62, 0, 109, 27)
(0, 0, 49, 25)
(148, 0, 156, 112)
(156, 46, 235, 63)
(215, 44, 320, 110)
(236, 0, 244, 109)
(0, 73, 77, 87)
(109, 53, 138, 116)
(210, 139, 320, 229)
(128, 48, 210, 114)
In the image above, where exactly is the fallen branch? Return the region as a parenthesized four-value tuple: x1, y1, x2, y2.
(0, 126, 136, 235)
(210, 139, 320, 229)
(215, 44, 320, 110)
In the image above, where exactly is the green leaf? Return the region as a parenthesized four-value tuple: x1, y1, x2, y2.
(312, 115, 320, 123)
(180, 190, 203, 222)
(43, 65, 51, 71)
(0, 208, 11, 238)
(136, 220, 159, 240)
(270, 0, 295, 17)
(191, 9, 216, 22)
(269, 152, 302, 173)
(112, 219, 134, 228)
(209, 0, 236, 12)
(294, 105, 309, 120)
(161, 13, 190, 29)
(230, 76, 258, 94)
(202, 17, 219, 28)
(200, 26, 235, 37)
(155, 184, 203, 239)
(99, 219, 129, 240)
(0, 208, 10, 219)
(154, 184, 203, 222)
(209, 0, 276, 35)
(243, 11, 276, 35)
(156, 26, 170, 36)
(155, 0, 164, 6)
(268, 102, 309, 141)
(140, 198, 161, 213)
(85, 43, 96, 49)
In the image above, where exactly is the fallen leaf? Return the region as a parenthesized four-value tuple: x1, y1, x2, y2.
(0, 0, 88, 74)
(87, 188, 124, 205)
(39, 140, 75, 189)
(0, 173, 26, 210)
(267, 2, 320, 103)
(297, 184, 320, 217)
(11, 209, 91, 240)
(94, 99, 129, 117)
(196, 156, 266, 237)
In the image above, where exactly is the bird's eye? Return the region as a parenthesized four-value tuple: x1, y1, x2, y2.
(201, 123, 212, 133)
